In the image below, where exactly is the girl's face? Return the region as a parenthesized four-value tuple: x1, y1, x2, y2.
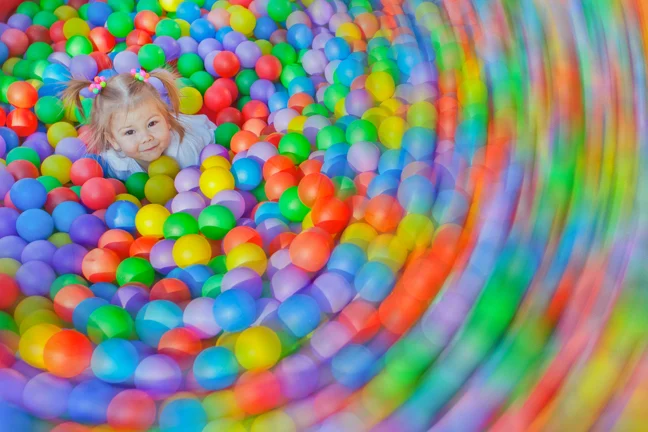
(109, 98, 172, 167)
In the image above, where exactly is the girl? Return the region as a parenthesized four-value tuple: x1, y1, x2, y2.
(63, 68, 216, 180)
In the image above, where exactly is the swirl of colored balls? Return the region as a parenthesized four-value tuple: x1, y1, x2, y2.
(0, 0, 452, 429)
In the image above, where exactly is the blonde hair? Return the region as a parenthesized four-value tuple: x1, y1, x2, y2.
(62, 68, 186, 154)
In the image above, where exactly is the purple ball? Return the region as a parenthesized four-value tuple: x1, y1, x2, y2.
(52, 243, 87, 275)
(134, 354, 182, 397)
(309, 272, 354, 313)
(238, 190, 257, 215)
(324, 60, 340, 84)
(171, 191, 206, 218)
(303, 115, 330, 144)
(69, 55, 98, 80)
(347, 141, 380, 173)
(267, 248, 291, 279)
(0, 207, 19, 238)
(8, 14, 31, 32)
(312, 32, 333, 51)
(199, 144, 229, 163)
(183, 297, 220, 338)
(197, 38, 222, 59)
(112, 285, 149, 317)
(21, 240, 57, 265)
(47, 52, 71, 67)
(247, 141, 277, 164)
(308, 0, 334, 26)
(55, 138, 87, 162)
(69, 214, 106, 249)
(254, 297, 279, 326)
(270, 264, 311, 301)
(345, 89, 374, 117)
(0, 168, 15, 198)
(210, 190, 245, 220)
(15, 261, 57, 297)
(276, 354, 319, 400)
(408, 62, 437, 85)
(221, 267, 263, 298)
(235, 41, 262, 69)
(150, 239, 176, 275)
(22, 139, 54, 161)
(113, 51, 140, 73)
(178, 36, 199, 54)
(0, 235, 26, 260)
(222, 31, 246, 51)
(22, 373, 72, 420)
(249, 79, 276, 103)
(204, 51, 219, 76)
(256, 218, 289, 249)
(231, 150, 248, 163)
(174, 167, 201, 192)
(273, 108, 299, 133)
(155, 36, 181, 61)
(0, 135, 6, 158)
(0, 369, 27, 407)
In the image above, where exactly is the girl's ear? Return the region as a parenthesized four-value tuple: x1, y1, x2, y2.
(107, 135, 121, 152)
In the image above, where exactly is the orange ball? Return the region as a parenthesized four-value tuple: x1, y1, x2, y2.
(7, 159, 39, 179)
(158, 327, 202, 369)
(98, 229, 134, 260)
(299, 159, 322, 176)
(223, 226, 263, 254)
(287, 93, 314, 114)
(126, 29, 152, 46)
(242, 100, 269, 122)
(6, 108, 38, 137)
(53, 285, 94, 322)
(297, 173, 335, 207)
(150, 278, 191, 304)
(289, 228, 332, 272)
(7, 82, 38, 109)
(51, 422, 92, 432)
(89, 27, 116, 53)
(82, 248, 121, 284)
(129, 236, 159, 259)
(268, 232, 296, 255)
(310, 196, 351, 234)
(134, 11, 160, 34)
(353, 172, 375, 196)
(355, 13, 380, 39)
(230, 130, 258, 154)
(364, 194, 404, 233)
(348, 195, 368, 221)
(264, 171, 298, 201)
(242, 118, 267, 136)
(234, 371, 282, 415)
(43, 330, 93, 378)
(262, 155, 296, 180)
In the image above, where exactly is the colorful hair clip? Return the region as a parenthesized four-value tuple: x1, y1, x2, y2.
(131, 68, 150, 82)
(88, 76, 107, 94)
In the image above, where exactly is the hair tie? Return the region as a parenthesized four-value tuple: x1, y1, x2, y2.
(88, 76, 107, 94)
(131, 68, 150, 82)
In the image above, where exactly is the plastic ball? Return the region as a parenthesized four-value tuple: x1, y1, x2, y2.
(214, 51, 241, 78)
(91, 338, 138, 383)
(200, 167, 235, 199)
(277, 294, 320, 337)
(19, 323, 61, 369)
(173, 234, 212, 267)
(116, 257, 155, 287)
(212, 289, 256, 332)
(16, 209, 54, 242)
(135, 204, 170, 238)
(235, 326, 281, 371)
(193, 346, 239, 390)
(135, 300, 183, 347)
(7, 81, 38, 109)
(144, 174, 176, 205)
(82, 248, 121, 284)
(106, 12, 134, 38)
(81, 178, 116, 210)
(105, 201, 138, 234)
(226, 242, 267, 275)
(289, 228, 331, 272)
(106, 389, 156, 431)
(43, 330, 93, 378)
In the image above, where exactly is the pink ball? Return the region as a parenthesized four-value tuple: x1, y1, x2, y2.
(286, 11, 312, 28)
(329, 13, 352, 33)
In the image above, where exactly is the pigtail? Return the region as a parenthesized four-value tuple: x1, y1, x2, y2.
(149, 68, 182, 115)
(61, 78, 92, 121)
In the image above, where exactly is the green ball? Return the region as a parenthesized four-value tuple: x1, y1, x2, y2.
(332, 176, 357, 200)
(37, 175, 62, 192)
(50, 274, 88, 299)
(278, 133, 311, 164)
(302, 103, 329, 117)
(198, 205, 236, 240)
(323, 83, 349, 112)
(235, 70, 258, 96)
(106, 12, 134, 38)
(108, 0, 135, 12)
(156, 18, 181, 39)
(202, 274, 223, 298)
(0, 311, 18, 334)
(112, 42, 128, 53)
(138, 44, 166, 71)
(137, 0, 164, 15)
(190, 71, 215, 94)
(116, 257, 155, 287)
(177, 53, 204, 78)
(188, 0, 205, 6)
(346, 119, 378, 143)
(17, 2, 41, 19)
(279, 186, 309, 222)
(40, 0, 63, 12)
(6, 148, 41, 169)
(12, 60, 33, 80)
(176, 77, 195, 89)
(208, 255, 227, 274)
(31, 59, 50, 80)
(250, 181, 267, 202)
(35, 96, 65, 124)
(74, 98, 93, 125)
(371, 59, 400, 84)
(267, 0, 292, 22)
(214, 123, 240, 148)
(163, 212, 199, 240)
(32, 10, 58, 28)
(0, 77, 17, 104)
(78, 3, 90, 20)
(368, 46, 394, 64)
(236, 95, 251, 111)
(87, 305, 134, 344)
(271, 43, 297, 66)
(66, 36, 93, 57)
(125, 172, 149, 200)
(280, 64, 306, 89)
(70, 185, 82, 199)
(316, 125, 346, 150)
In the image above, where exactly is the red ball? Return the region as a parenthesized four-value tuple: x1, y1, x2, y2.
(43, 330, 93, 378)
(107, 390, 156, 431)
(49, 21, 66, 44)
(129, 236, 158, 259)
(126, 29, 153, 46)
(158, 327, 201, 368)
(222, 226, 263, 254)
(107, 178, 127, 195)
(68, 0, 89, 8)
(310, 196, 351, 234)
(53, 284, 94, 322)
(255, 55, 282, 81)
(98, 229, 134, 260)
(263, 155, 297, 180)
(82, 248, 121, 284)
(215, 107, 242, 126)
(89, 27, 116, 53)
(1, 29, 29, 57)
(53, 41, 67, 53)
(150, 278, 191, 303)
(213, 51, 240, 78)
(134, 11, 160, 34)
(242, 100, 269, 122)
(70, 158, 104, 186)
(0, 108, 6, 127)
(299, 159, 323, 176)
(289, 228, 332, 272)
(2, 191, 17, 210)
(89, 52, 113, 71)
(264, 171, 298, 201)
(213, 78, 239, 101)
(298, 173, 335, 207)
(126, 45, 141, 54)
(6, 109, 38, 137)
(268, 231, 296, 255)
(6, 160, 39, 180)
(364, 194, 404, 233)
(80, 177, 116, 210)
(26, 25, 51, 44)
(7, 82, 38, 109)
(235, 371, 283, 415)
(45, 187, 81, 213)
(204, 84, 233, 113)
(0, 275, 19, 310)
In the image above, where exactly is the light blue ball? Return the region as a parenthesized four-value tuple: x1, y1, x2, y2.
(212, 289, 256, 332)
(354, 261, 395, 302)
(277, 294, 321, 337)
(135, 300, 184, 347)
(91, 338, 139, 384)
(16, 209, 53, 242)
(231, 158, 262, 191)
(52, 201, 87, 233)
(193, 347, 239, 390)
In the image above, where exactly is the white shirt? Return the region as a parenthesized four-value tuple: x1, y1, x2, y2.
(101, 114, 217, 181)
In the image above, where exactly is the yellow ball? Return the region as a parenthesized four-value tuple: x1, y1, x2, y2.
(341, 222, 378, 250)
(18, 323, 61, 369)
(175, 19, 191, 37)
(407, 101, 437, 128)
(173, 234, 212, 267)
(149, 155, 181, 178)
(378, 116, 408, 149)
(203, 420, 247, 432)
(226, 243, 267, 275)
(201, 155, 231, 172)
(362, 107, 390, 129)
(19, 310, 63, 335)
(301, 211, 313, 230)
(200, 167, 235, 199)
(336, 22, 362, 42)
(334, 98, 347, 118)
(62, 17, 89, 38)
(41, 155, 72, 184)
(287, 115, 306, 134)
(230, 8, 256, 35)
(365, 71, 395, 102)
(251, 411, 296, 432)
(160, 0, 183, 12)
(202, 390, 244, 421)
(47, 122, 77, 147)
(14, 296, 54, 326)
(0, 258, 20, 276)
(396, 214, 435, 250)
(49, 232, 72, 247)
(135, 204, 170, 238)
(255, 40, 273, 55)
(2, 58, 19, 76)
(211, 1, 231, 9)
(235, 326, 281, 370)
(54, 5, 79, 21)
(27, 79, 44, 91)
(380, 98, 403, 114)
(115, 193, 142, 208)
(367, 234, 408, 271)
(179, 86, 203, 115)
(144, 174, 177, 205)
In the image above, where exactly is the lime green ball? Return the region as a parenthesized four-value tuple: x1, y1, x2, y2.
(323, 83, 349, 112)
(202, 274, 223, 298)
(35, 96, 65, 124)
(0, 77, 17, 104)
(32, 10, 58, 28)
(50, 274, 88, 299)
(137, 0, 164, 15)
(40, 0, 64, 12)
(271, 43, 297, 66)
(177, 53, 204, 78)
(278, 133, 311, 164)
(208, 255, 227, 274)
(279, 186, 309, 222)
(66, 36, 93, 57)
(250, 181, 267, 202)
(37, 176, 62, 192)
(190, 71, 215, 94)
(31, 60, 50, 80)
(163, 212, 199, 240)
(106, 12, 134, 38)
(70, 185, 82, 198)
(198, 205, 236, 240)
(267, 0, 292, 22)
(17, 2, 41, 19)
(156, 18, 181, 39)
(139, 44, 166, 71)
(6, 148, 41, 169)
(12, 60, 33, 80)
(78, 3, 90, 20)
(108, 0, 135, 12)
(125, 172, 149, 200)
(235, 70, 258, 96)
(316, 125, 346, 150)
(116, 257, 155, 287)
(346, 119, 378, 143)
(236, 95, 251, 111)
(87, 305, 134, 344)
(280, 64, 306, 89)
(214, 123, 240, 148)
(302, 103, 329, 117)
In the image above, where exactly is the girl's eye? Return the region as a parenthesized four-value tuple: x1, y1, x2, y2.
(124, 130, 135, 136)
(148, 121, 158, 128)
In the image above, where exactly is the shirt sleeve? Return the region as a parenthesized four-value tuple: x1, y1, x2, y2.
(180, 114, 217, 149)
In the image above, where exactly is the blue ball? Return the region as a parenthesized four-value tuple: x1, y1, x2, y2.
(67, 379, 118, 424)
(215, 26, 233, 42)
(335, 59, 364, 87)
(324, 143, 350, 162)
(331, 344, 377, 389)
(333, 114, 358, 131)
(324, 37, 351, 61)
(90, 282, 119, 301)
(396, 46, 422, 75)
(253, 201, 287, 225)
(52, 201, 87, 233)
(277, 294, 321, 337)
(190, 18, 216, 42)
(397, 175, 436, 214)
(87, 2, 113, 26)
(253, 16, 278, 40)
(354, 261, 395, 302)
(91, 339, 139, 384)
(176, 2, 202, 23)
(168, 264, 214, 298)
(287, 76, 315, 97)
(159, 398, 208, 432)
(193, 347, 239, 390)
(401, 127, 436, 163)
(38, 83, 65, 98)
(42, 63, 71, 84)
(231, 158, 262, 191)
(9, 178, 46, 211)
(286, 24, 313, 50)
(104, 201, 138, 233)
(378, 149, 404, 175)
(326, 243, 367, 280)
(16, 209, 53, 242)
(367, 172, 401, 198)
(73, 298, 109, 332)
(0, 42, 8, 66)
(212, 289, 256, 332)
(135, 300, 184, 347)
(268, 91, 289, 112)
